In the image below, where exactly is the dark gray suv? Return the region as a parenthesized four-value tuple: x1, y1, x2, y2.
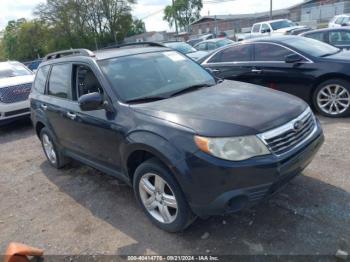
(30, 44, 324, 232)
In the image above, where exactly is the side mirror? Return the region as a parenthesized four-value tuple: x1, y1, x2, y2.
(285, 53, 303, 63)
(78, 92, 103, 111)
(261, 28, 271, 34)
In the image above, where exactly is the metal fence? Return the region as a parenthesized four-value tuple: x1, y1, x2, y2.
(301, 1, 350, 24)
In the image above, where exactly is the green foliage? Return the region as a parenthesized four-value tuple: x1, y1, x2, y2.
(127, 19, 146, 36)
(163, 0, 202, 32)
(2, 19, 50, 61)
(1, 0, 140, 61)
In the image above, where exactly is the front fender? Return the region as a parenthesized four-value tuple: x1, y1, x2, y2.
(122, 131, 193, 199)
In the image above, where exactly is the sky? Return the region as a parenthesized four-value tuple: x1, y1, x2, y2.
(0, 0, 304, 32)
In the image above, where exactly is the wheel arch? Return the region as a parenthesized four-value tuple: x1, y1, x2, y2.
(123, 131, 185, 186)
(312, 73, 350, 96)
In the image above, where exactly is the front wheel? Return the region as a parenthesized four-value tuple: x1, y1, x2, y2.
(133, 158, 195, 232)
(313, 79, 350, 117)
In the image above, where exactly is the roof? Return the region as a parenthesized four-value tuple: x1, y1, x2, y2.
(243, 35, 304, 44)
(94, 46, 169, 60)
(40, 46, 170, 65)
(194, 38, 233, 44)
(300, 27, 350, 35)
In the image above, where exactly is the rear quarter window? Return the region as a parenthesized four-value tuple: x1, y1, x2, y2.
(33, 66, 50, 94)
(48, 64, 72, 99)
(209, 44, 251, 63)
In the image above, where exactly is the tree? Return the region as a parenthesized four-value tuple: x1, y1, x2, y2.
(127, 18, 146, 36)
(34, 0, 136, 48)
(163, 0, 202, 32)
(2, 19, 49, 61)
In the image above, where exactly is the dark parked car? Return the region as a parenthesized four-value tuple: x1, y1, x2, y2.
(162, 41, 208, 61)
(300, 27, 350, 50)
(200, 36, 350, 117)
(30, 44, 323, 232)
(194, 38, 234, 52)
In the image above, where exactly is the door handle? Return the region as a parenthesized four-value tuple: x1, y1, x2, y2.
(251, 69, 263, 73)
(211, 69, 221, 73)
(67, 112, 77, 120)
(40, 104, 47, 110)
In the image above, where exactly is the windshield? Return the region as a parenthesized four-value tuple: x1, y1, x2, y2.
(270, 20, 296, 30)
(99, 51, 215, 102)
(163, 42, 197, 54)
(281, 37, 340, 57)
(0, 62, 32, 79)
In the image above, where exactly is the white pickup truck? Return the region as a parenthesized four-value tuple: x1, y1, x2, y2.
(250, 19, 310, 38)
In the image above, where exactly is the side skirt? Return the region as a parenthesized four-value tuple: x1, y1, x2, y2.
(64, 150, 132, 186)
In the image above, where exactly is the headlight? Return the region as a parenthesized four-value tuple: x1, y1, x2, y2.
(194, 135, 270, 161)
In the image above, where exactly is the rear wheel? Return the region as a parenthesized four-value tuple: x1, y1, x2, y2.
(40, 127, 69, 169)
(313, 79, 350, 117)
(133, 158, 195, 232)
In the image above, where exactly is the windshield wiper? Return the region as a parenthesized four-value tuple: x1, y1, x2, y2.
(166, 84, 213, 98)
(126, 96, 167, 104)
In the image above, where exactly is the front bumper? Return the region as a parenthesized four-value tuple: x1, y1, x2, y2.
(0, 100, 30, 124)
(179, 121, 324, 217)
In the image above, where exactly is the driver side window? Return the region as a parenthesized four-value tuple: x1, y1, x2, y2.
(74, 65, 103, 99)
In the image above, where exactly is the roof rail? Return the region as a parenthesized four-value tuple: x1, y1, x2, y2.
(102, 42, 165, 50)
(43, 49, 95, 61)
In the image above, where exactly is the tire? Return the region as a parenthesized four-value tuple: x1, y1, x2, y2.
(313, 79, 350, 118)
(133, 158, 195, 232)
(40, 127, 70, 169)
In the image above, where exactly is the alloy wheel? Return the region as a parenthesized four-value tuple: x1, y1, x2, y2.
(139, 173, 178, 224)
(317, 84, 350, 115)
(42, 134, 57, 165)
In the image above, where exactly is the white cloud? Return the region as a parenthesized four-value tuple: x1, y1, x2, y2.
(0, 0, 44, 30)
(0, 0, 304, 32)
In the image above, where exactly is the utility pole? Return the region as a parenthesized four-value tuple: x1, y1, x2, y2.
(270, 0, 273, 20)
(172, 0, 179, 37)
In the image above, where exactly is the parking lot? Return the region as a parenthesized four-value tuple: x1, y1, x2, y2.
(0, 116, 349, 257)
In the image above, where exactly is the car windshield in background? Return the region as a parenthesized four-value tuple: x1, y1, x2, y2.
(270, 20, 296, 30)
(281, 37, 340, 57)
(0, 63, 32, 79)
(99, 51, 215, 102)
(163, 42, 197, 54)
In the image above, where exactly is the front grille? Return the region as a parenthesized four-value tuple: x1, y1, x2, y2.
(0, 83, 32, 104)
(258, 108, 317, 155)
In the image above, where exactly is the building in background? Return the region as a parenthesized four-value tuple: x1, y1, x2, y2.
(190, 0, 350, 36)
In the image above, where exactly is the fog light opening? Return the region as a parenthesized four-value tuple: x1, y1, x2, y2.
(227, 195, 249, 212)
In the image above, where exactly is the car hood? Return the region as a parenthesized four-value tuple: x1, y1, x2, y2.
(132, 80, 307, 137)
(0, 75, 34, 88)
(187, 51, 209, 61)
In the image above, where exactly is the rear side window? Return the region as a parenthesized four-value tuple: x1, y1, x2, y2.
(209, 45, 251, 63)
(335, 17, 344, 24)
(254, 43, 294, 61)
(252, 24, 260, 33)
(207, 42, 217, 50)
(48, 64, 72, 99)
(196, 42, 207, 51)
(304, 32, 324, 41)
(329, 31, 350, 45)
(33, 66, 50, 94)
